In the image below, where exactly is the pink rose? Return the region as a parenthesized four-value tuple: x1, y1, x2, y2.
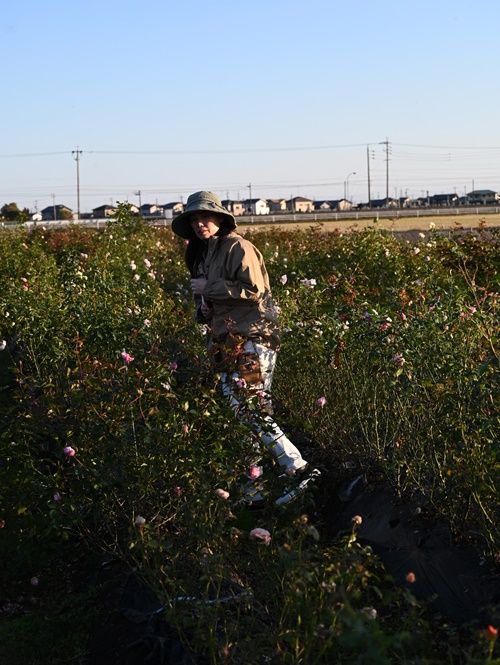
(63, 446, 76, 457)
(121, 350, 134, 364)
(215, 488, 230, 500)
(249, 527, 271, 545)
(248, 465, 263, 480)
(316, 396, 327, 408)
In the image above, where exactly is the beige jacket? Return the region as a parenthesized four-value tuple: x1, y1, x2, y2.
(198, 232, 280, 348)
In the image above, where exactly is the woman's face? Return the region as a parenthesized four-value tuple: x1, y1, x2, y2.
(190, 212, 221, 240)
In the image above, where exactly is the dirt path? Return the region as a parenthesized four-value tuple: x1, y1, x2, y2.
(239, 213, 500, 235)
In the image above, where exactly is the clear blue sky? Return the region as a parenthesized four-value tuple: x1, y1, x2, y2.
(2, 0, 499, 212)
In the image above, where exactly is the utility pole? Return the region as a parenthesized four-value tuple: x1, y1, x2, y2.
(379, 138, 390, 201)
(366, 145, 375, 207)
(52, 193, 56, 221)
(72, 147, 82, 219)
(247, 182, 252, 213)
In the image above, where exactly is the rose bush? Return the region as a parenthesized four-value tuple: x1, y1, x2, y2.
(0, 210, 497, 663)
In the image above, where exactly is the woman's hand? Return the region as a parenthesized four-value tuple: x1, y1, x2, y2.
(191, 277, 207, 295)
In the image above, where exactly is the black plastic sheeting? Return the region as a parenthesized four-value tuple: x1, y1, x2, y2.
(329, 477, 500, 624)
(87, 560, 202, 665)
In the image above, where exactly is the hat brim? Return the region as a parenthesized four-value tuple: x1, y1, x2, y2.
(172, 208, 236, 239)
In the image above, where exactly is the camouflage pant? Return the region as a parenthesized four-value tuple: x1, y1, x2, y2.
(219, 339, 307, 474)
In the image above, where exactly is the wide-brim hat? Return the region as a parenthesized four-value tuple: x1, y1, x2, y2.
(171, 191, 236, 239)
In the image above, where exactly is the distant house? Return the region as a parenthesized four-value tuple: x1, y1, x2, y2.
(140, 203, 163, 218)
(398, 196, 413, 208)
(244, 198, 270, 215)
(41, 204, 73, 221)
(92, 204, 117, 218)
(329, 199, 352, 211)
(319, 199, 353, 211)
(466, 189, 500, 205)
(428, 193, 459, 207)
(222, 200, 245, 216)
(315, 199, 359, 212)
(268, 198, 288, 213)
(162, 202, 184, 216)
(369, 198, 398, 209)
(288, 197, 314, 213)
(314, 200, 331, 211)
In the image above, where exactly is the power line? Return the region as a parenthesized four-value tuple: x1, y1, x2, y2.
(12, 141, 487, 159)
(0, 151, 70, 158)
(3, 172, 500, 199)
(393, 142, 500, 150)
(87, 143, 370, 155)
(0, 144, 369, 159)
(3, 141, 500, 160)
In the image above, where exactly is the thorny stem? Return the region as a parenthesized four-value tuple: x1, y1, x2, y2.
(130, 405, 139, 462)
(459, 259, 498, 360)
(471, 490, 496, 528)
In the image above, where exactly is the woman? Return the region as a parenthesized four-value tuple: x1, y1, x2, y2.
(172, 191, 319, 506)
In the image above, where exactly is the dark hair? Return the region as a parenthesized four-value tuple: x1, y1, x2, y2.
(184, 217, 233, 277)
(185, 237, 205, 277)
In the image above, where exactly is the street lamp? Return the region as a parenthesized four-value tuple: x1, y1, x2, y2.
(344, 171, 356, 201)
(134, 190, 142, 213)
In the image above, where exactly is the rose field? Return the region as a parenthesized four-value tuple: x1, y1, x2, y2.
(0, 208, 498, 664)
